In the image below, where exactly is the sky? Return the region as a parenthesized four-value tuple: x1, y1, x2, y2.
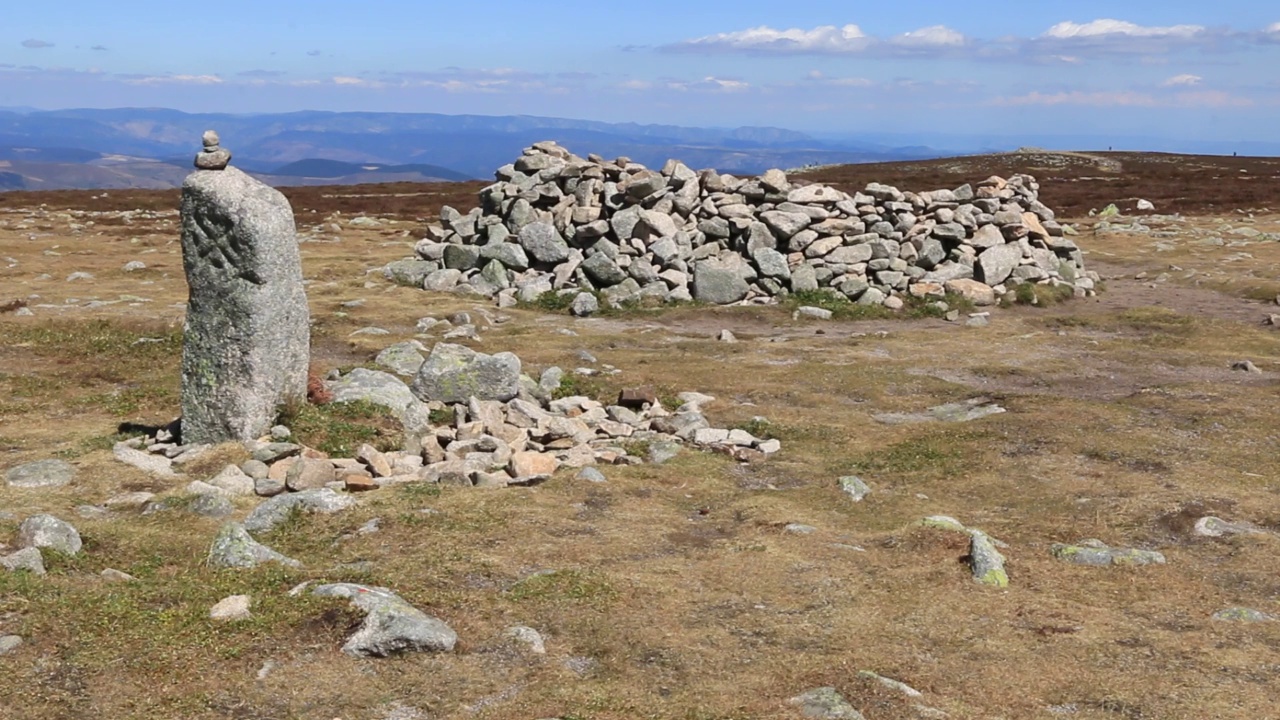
(3, 1, 1279, 146)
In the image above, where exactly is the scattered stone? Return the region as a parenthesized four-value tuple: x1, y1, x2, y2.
(112, 442, 177, 477)
(1232, 360, 1262, 374)
(576, 467, 607, 483)
(1136, 199, 1155, 211)
(1, 547, 46, 575)
(717, 329, 738, 343)
(837, 476, 871, 502)
(788, 687, 866, 720)
(795, 306, 833, 321)
(874, 398, 1006, 425)
(100, 568, 136, 582)
(1193, 516, 1269, 538)
(310, 583, 457, 656)
(0, 636, 22, 655)
(242, 488, 356, 534)
(969, 530, 1009, 587)
(103, 491, 156, 510)
(207, 464, 256, 495)
(504, 625, 547, 654)
(17, 514, 82, 556)
(180, 156, 310, 444)
(210, 594, 252, 621)
(187, 493, 235, 518)
(1212, 608, 1275, 623)
(785, 523, 818, 535)
(207, 522, 301, 569)
(857, 671, 923, 698)
(1051, 539, 1166, 567)
(5, 459, 76, 488)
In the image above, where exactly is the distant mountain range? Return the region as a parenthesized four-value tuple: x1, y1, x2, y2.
(0, 108, 950, 191)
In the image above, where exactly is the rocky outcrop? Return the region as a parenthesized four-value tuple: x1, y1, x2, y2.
(389, 141, 1096, 310)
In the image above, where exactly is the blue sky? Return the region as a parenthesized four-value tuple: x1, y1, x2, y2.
(3, 1, 1279, 144)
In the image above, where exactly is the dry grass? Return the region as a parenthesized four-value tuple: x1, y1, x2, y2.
(2, 188, 1280, 720)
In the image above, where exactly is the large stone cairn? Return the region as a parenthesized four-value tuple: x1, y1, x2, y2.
(179, 131, 311, 444)
(388, 141, 1097, 308)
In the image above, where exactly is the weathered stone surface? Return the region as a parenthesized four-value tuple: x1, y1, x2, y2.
(285, 456, 338, 491)
(5, 459, 76, 488)
(17, 514, 82, 556)
(180, 165, 309, 444)
(328, 368, 418, 416)
(0, 635, 22, 655)
(976, 243, 1022, 286)
(788, 687, 866, 720)
(207, 522, 301, 568)
(242, 488, 356, 534)
(1051, 539, 1166, 567)
(969, 530, 1008, 587)
(112, 443, 177, 477)
(375, 341, 427, 377)
(210, 594, 252, 621)
(207, 464, 255, 496)
(570, 292, 599, 317)
(411, 343, 521, 403)
(310, 583, 457, 656)
(519, 222, 570, 264)
(1, 547, 46, 575)
(692, 259, 749, 304)
(838, 476, 870, 502)
(944, 278, 996, 306)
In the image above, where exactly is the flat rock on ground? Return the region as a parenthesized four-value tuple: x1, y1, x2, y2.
(5, 459, 76, 488)
(310, 583, 457, 657)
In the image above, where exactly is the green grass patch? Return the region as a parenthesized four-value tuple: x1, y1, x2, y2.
(507, 569, 617, 607)
(280, 399, 401, 456)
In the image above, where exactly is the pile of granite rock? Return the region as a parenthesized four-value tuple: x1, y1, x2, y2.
(384, 141, 1099, 310)
(114, 342, 778, 496)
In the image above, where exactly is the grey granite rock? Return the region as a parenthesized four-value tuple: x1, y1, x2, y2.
(5, 459, 76, 488)
(310, 583, 457, 656)
(180, 164, 309, 444)
(17, 514, 82, 556)
(788, 687, 865, 719)
(242, 488, 356, 534)
(207, 522, 301, 568)
(692, 259, 749, 304)
(838, 476, 871, 502)
(1, 547, 46, 575)
(1051, 539, 1166, 567)
(328, 368, 418, 417)
(0, 635, 22, 655)
(411, 343, 521, 403)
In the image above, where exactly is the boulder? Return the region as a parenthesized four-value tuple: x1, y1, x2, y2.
(410, 343, 522, 404)
(310, 583, 457, 656)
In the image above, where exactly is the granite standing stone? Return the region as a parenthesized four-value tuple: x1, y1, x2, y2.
(179, 135, 310, 445)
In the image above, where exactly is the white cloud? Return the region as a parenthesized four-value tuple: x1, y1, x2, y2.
(1269, 22, 1280, 33)
(669, 24, 869, 53)
(22, 39, 54, 49)
(1161, 74, 1203, 87)
(667, 76, 750, 92)
(1042, 19, 1205, 40)
(891, 25, 966, 47)
(122, 74, 223, 85)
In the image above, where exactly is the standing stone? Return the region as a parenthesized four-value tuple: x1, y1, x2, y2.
(179, 133, 310, 445)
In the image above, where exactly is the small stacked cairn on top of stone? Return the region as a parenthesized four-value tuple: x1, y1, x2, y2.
(384, 141, 1099, 310)
(195, 130, 232, 170)
(179, 131, 311, 445)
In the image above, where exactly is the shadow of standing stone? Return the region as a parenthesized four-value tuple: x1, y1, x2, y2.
(179, 131, 310, 444)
